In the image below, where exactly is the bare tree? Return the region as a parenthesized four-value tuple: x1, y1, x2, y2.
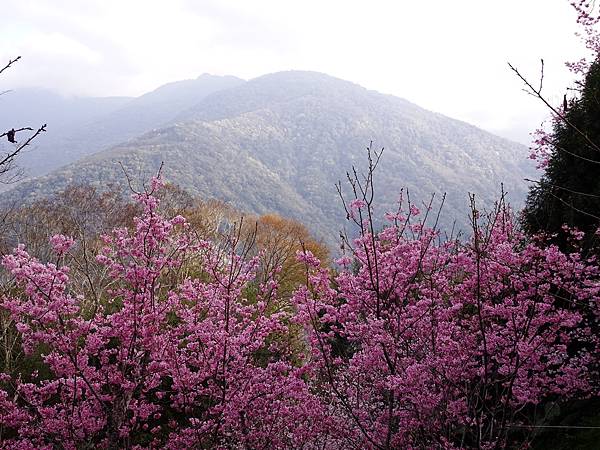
(0, 56, 46, 183)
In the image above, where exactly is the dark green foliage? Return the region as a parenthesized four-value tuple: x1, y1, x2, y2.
(532, 399, 600, 450)
(522, 60, 600, 448)
(523, 59, 600, 251)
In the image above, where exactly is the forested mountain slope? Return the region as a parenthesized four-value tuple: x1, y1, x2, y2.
(5, 71, 534, 245)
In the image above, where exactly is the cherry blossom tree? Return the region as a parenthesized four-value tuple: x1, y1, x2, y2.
(1, 3, 600, 444)
(0, 172, 597, 448)
(293, 147, 599, 449)
(0, 179, 330, 449)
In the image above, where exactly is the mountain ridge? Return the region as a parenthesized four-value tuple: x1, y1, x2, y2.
(3, 70, 535, 246)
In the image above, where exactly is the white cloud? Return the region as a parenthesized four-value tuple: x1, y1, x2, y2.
(0, 0, 591, 143)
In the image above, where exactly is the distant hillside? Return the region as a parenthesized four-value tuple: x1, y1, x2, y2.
(0, 74, 245, 180)
(0, 89, 131, 180)
(0, 88, 131, 127)
(4, 71, 534, 247)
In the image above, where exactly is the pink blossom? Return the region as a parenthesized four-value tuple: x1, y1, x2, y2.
(49, 234, 75, 255)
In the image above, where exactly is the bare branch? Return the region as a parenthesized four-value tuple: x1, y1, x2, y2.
(538, 58, 544, 94)
(548, 190, 600, 221)
(538, 135, 600, 164)
(525, 178, 600, 198)
(118, 161, 137, 194)
(0, 124, 47, 180)
(509, 62, 600, 154)
(0, 56, 21, 76)
(0, 127, 34, 139)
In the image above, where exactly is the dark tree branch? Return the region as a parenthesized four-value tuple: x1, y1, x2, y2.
(0, 127, 33, 139)
(0, 57, 47, 183)
(548, 190, 600, 221)
(538, 135, 600, 164)
(0, 56, 21, 76)
(0, 124, 47, 178)
(538, 58, 544, 94)
(525, 178, 600, 198)
(509, 61, 600, 154)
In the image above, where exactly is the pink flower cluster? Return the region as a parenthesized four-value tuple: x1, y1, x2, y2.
(294, 200, 598, 447)
(528, 2, 600, 167)
(0, 188, 330, 449)
(49, 234, 75, 255)
(0, 185, 597, 448)
(568, 1, 600, 74)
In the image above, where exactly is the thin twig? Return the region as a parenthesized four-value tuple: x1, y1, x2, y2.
(0, 124, 46, 176)
(509, 62, 600, 154)
(547, 190, 600, 221)
(0, 56, 21, 76)
(0, 127, 33, 139)
(525, 178, 600, 198)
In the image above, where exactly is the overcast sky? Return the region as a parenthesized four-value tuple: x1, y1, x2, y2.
(0, 0, 589, 144)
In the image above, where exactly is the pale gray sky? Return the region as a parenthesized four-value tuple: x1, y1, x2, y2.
(0, 0, 588, 144)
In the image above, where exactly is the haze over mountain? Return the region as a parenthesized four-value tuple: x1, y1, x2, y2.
(0, 89, 130, 179)
(0, 74, 244, 180)
(4, 71, 535, 246)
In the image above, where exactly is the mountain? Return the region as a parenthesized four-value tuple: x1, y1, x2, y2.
(4, 71, 535, 246)
(60, 74, 245, 167)
(0, 74, 245, 179)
